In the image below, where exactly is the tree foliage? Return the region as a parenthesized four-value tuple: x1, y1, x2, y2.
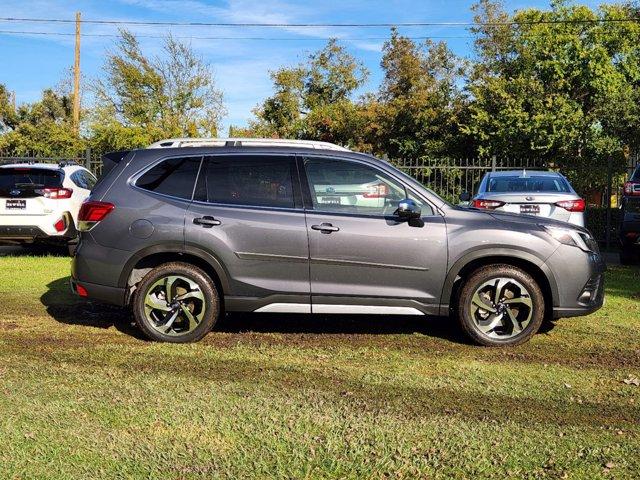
(465, 0, 640, 191)
(90, 30, 225, 153)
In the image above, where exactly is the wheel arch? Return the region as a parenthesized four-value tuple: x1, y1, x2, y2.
(441, 249, 558, 317)
(119, 243, 230, 305)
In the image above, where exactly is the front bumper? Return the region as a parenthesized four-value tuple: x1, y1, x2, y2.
(548, 247, 606, 319)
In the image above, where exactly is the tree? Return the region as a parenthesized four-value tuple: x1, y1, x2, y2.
(0, 86, 84, 156)
(372, 30, 469, 160)
(241, 39, 369, 146)
(465, 0, 640, 192)
(90, 30, 225, 153)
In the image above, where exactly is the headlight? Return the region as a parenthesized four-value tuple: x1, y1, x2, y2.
(541, 225, 598, 253)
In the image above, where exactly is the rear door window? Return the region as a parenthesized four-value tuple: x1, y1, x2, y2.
(195, 155, 296, 209)
(136, 157, 202, 200)
(0, 167, 64, 198)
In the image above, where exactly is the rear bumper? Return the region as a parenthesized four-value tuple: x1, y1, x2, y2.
(70, 277, 127, 306)
(0, 225, 73, 243)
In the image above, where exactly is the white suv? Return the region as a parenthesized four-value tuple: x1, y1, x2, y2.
(0, 162, 96, 248)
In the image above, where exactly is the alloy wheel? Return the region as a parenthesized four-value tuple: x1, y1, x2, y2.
(469, 277, 533, 340)
(143, 275, 206, 337)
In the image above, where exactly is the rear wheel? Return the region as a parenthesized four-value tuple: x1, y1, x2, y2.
(133, 262, 220, 343)
(457, 265, 545, 347)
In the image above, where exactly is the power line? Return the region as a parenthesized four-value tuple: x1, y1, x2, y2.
(0, 29, 472, 41)
(0, 16, 639, 28)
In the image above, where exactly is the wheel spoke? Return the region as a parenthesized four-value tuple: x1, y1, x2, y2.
(173, 290, 204, 302)
(493, 278, 508, 304)
(477, 314, 504, 334)
(145, 294, 171, 312)
(503, 296, 532, 308)
(180, 304, 199, 331)
(472, 292, 496, 313)
(161, 308, 180, 333)
(164, 276, 179, 300)
(505, 308, 522, 333)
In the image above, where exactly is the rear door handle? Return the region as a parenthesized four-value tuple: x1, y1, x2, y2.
(311, 223, 339, 233)
(193, 216, 221, 228)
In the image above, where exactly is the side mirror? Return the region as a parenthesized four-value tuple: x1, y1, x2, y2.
(459, 191, 471, 202)
(396, 198, 421, 220)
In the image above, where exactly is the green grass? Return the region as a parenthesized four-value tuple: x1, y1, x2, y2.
(1, 253, 639, 479)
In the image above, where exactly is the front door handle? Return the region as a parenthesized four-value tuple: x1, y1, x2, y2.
(193, 216, 221, 228)
(311, 223, 339, 233)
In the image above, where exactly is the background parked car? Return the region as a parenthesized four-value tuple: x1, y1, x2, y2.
(620, 164, 640, 264)
(0, 161, 96, 250)
(464, 170, 585, 227)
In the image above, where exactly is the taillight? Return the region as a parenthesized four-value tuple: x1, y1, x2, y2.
(363, 184, 389, 198)
(54, 217, 67, 232)
(555, 199, 585, 212)
(623, 181, 640, 196)
(473, 199, 505, 209)
(37, 187, 73, 199)
(78, 201, 114, 231)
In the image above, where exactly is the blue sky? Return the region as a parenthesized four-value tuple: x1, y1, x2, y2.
(0, 0, 609, 133)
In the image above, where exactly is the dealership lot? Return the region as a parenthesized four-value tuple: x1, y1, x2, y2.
(0, 252, 638, 478)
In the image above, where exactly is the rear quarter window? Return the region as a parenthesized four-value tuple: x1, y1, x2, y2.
(135, 156, 202, 200)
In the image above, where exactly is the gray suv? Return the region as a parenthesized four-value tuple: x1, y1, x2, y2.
(71, 139, 605, 346)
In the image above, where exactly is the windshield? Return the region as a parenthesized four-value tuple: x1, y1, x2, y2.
(487, 175, 570, 193)
(0, 167, 64, 197)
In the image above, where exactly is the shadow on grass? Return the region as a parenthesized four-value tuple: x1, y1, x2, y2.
(41, 276, 146, 340)
(0, 245, 69, 257)
(41, 276, 557, 345)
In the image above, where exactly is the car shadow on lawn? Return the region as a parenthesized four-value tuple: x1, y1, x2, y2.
(42, 276, 555, 344)
(41, 276, 146, 340)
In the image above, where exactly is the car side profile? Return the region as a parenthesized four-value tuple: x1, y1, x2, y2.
(468, 170, 585, 227)
(71, 139, 605, 346)
(0, 162, 96, 248)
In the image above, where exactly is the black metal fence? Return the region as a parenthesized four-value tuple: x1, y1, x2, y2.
(1, 148, 638, 244)
(0, 148, 103, 176)
(388, 156, 548, 204)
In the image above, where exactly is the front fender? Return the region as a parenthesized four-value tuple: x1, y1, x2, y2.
(439, 247, 559, 316)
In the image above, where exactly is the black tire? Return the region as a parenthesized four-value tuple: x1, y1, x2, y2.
(619, 246, 636, 266)
(133, 262, 220, 343)
(457, 264, 545, 347)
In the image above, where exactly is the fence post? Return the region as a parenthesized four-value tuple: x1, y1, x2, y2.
(85, 147, 91, 171)
(605, 156, 612, 250)
(491, 155, 497, 172)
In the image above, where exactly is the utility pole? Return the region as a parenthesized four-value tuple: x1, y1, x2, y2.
(72, 11, 81, 135)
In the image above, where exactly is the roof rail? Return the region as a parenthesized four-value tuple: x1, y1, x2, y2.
(146, 137, 350, 152)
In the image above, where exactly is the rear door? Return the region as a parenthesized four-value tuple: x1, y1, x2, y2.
(184, 153, 310, 309)
(300, 155, 448, 314)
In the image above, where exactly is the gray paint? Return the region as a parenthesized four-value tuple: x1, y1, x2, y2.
(72, 146, 605, 320)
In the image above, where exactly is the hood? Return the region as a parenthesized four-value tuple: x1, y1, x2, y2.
(487, 209, 591, 234)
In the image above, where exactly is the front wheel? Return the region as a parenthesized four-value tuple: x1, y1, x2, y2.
(457, 265, 545, 347)
(133, 262, 220, 343)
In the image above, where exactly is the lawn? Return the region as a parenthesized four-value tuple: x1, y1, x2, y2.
(0, 252, 638, 479)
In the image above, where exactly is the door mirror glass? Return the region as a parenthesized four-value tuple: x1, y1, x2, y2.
(396, 198, 421, 219)
(459, 191, 471, 202)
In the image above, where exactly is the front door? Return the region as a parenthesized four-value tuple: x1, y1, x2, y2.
(301, 155, 448, 315)
(185, 154, 310, 311)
